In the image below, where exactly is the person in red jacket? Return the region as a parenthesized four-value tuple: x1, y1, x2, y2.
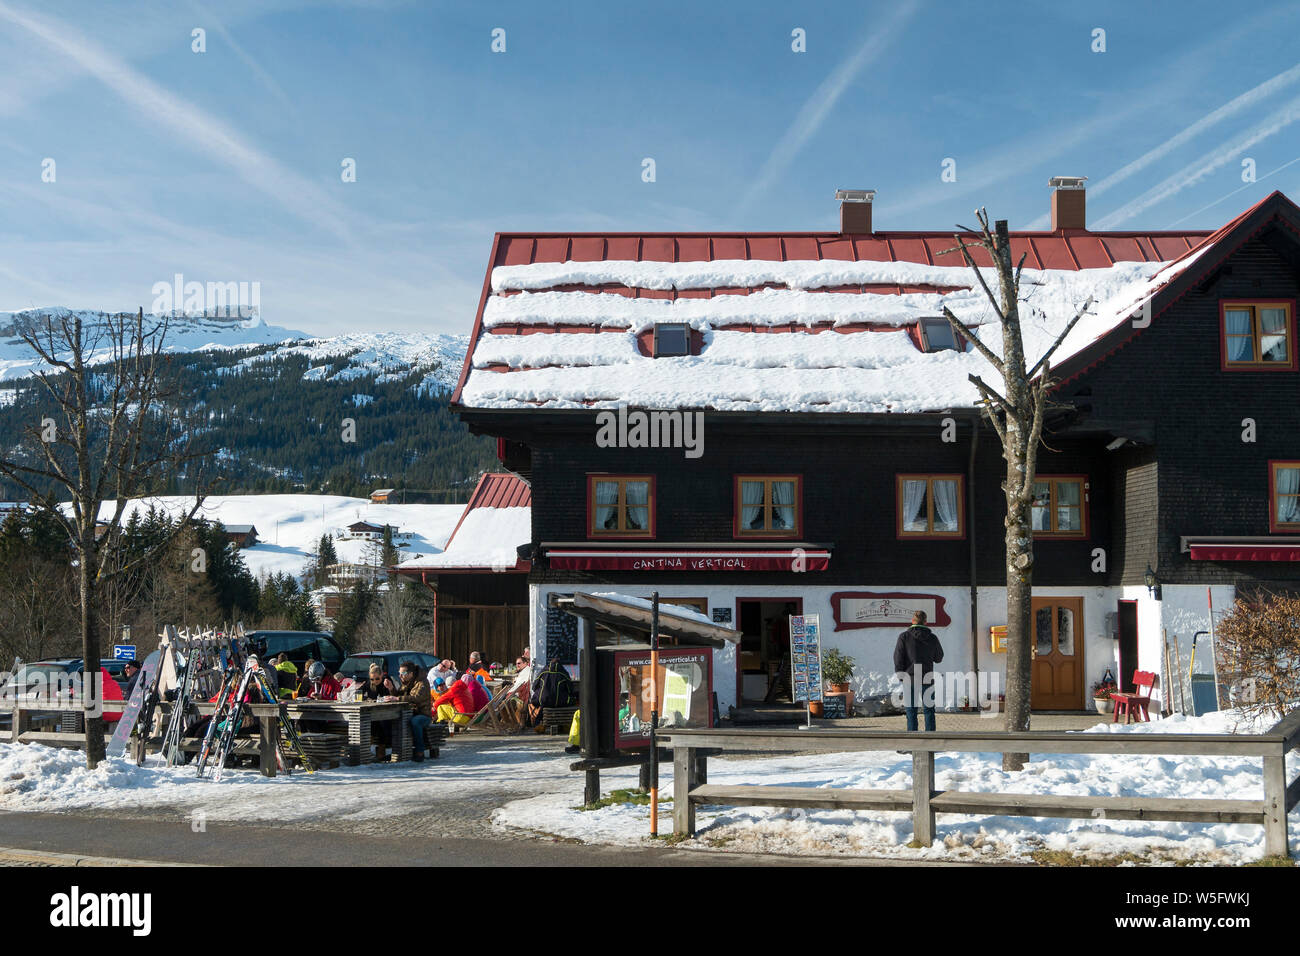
(300, 661, 340, 700)
(98, 667, 124, 724)
(431, 676, 475, 732)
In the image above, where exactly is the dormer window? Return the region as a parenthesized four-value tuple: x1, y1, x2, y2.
(918, 318, 961, 353)
(653, 323, 691, 357)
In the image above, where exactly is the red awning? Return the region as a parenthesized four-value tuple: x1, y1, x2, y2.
(546, 549, 830, 572)
(1189, 545, 1300, 561)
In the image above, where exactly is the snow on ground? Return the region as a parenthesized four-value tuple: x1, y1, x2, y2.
(492, 710, 1298, 864)
(0, 740, 572, 825)
(88, 495, 464, 581)
(1, 709, 1294, 863)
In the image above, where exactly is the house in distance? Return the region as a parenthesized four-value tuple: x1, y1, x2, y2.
(449, 183, 1300, 716)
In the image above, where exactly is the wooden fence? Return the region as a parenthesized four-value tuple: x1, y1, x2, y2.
(666, 710, 1300, 858)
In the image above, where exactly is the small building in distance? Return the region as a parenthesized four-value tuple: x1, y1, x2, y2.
(224, 524, 259, 548)
(370, 489, 394, 504)
(393, 472, 531, 667)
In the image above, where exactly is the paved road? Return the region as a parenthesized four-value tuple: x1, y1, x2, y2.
(0, 810, 981, 866)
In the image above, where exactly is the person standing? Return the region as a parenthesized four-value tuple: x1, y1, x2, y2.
(893, 610, 944, 732)
(122, 659, 142, 699)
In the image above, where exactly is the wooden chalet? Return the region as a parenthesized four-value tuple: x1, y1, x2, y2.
(449, 183, 1300, 714)
(393, 472, 531, 667)
(224, 524, 259, 548)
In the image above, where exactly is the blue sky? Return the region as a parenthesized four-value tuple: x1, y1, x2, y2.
(3, 0, 1300, 336)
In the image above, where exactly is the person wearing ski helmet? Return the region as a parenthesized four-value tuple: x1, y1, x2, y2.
(302, 660, 340, 701)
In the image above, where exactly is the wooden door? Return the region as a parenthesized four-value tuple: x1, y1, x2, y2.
(1030, 597, 1084, 710)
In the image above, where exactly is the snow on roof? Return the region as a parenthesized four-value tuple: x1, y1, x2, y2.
(395, 506, 529, 571)
(394, 472, 531, 572)
(462, 258, 1211, 413)
(453, 218, 1233, 414)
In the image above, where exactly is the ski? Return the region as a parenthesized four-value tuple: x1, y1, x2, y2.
(195, 666, 236, 778)
(106, 649, 161, 758)
(210, 657, 259, 783)
(250, 668, 315, 774)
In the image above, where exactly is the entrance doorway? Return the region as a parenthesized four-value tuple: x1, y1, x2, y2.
(1030, 596, 1085, 710)
(736, 597, 802, 705)
(1116, 600, 1138, 692)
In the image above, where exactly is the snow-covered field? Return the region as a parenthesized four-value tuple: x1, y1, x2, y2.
(91, 494, 464, 581)
(1, 710, 1295, 863)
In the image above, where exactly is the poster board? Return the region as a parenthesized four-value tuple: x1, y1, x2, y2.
(789, 613, 823, 703)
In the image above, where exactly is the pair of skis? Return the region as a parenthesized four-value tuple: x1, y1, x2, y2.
(200, 656, 315, 781)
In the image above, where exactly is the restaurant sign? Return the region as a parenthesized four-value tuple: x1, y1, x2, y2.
(546, 548, 830, 572)
(830, 591, 951, 631)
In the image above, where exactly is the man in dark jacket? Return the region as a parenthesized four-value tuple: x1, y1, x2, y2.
(894, 611, 944, 732)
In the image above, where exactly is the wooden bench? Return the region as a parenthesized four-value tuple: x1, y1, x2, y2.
(541, 706, 578, 736)
(667, 710, 1300, 857)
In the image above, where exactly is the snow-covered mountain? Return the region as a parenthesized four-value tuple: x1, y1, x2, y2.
(0, 308, 469, 390)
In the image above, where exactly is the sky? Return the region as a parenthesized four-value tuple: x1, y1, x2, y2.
(3, 0, 1300, 336)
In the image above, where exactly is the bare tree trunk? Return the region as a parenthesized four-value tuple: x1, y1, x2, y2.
(79, 533, 105, 767)
(1003, 470, 1034, 770)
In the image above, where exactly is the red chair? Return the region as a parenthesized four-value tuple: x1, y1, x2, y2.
(1111, 671, 1156, 724)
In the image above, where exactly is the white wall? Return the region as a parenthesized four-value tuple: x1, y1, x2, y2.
(531, 582, 1134, 714)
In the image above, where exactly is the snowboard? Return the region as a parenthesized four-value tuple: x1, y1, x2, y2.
(106, 649, 161, 758)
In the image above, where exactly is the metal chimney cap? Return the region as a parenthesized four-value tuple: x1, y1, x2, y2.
(835, 188, 875, 202)
(1048, 176, 1088, 189)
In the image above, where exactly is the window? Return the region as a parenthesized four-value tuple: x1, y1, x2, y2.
(1222, 301, 1295, 369)
(653, 323, 691, 357)
(1271, 462, 1300, 532)
(897, 475, 964, 537)
(1031, 476, 1088, 537)
(589, 476, 654, 537)
(918, 317, 962, 353)
(735, 476, 800, 536)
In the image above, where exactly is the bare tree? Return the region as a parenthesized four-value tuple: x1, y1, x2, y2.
(941, 212, 1093, 771)
(0, 310, 210, 767)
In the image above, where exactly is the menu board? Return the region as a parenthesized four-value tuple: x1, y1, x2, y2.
(789, 613, 822, 703)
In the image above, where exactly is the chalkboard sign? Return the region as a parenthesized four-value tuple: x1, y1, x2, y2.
(545, 607, 578, 665)
(711, 607, 732, 624)
(822, 693, 847, 719)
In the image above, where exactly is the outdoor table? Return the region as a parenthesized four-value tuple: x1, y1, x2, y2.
(283, 700, 412, 765)
(3, 699, 127, 746)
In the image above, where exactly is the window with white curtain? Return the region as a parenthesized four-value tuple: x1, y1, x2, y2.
(589, 476, 653, 536)
(1031, 477, 1087, 536)
(736, 476, 800, 536)
(1273, 463, 1300, 529)
(897, 475, 963, 536)
(1223, 302, 1294, 367)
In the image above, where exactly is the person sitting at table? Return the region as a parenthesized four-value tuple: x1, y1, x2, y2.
(272, 654, 298, 700)
(357, 662, 397, 701)
(300, 661, 340, 701)
(462, 670, 490, 714)
(431, 673, 476, 734)
(97, 666, 125, 724)
(430, 659, 457, 686)
(466, 652, 491, 684)
(386, 661, 432, 761)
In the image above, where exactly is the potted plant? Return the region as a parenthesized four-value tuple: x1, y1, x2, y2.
(1091, 677, 1117, 713)
(822, 648, 856, 715)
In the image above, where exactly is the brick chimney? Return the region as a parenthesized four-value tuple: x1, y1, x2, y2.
(836, 188, 874, 234)
(1049, 176, 1088, 231)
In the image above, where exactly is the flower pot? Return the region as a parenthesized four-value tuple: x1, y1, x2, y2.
(1093, 697, 1113, 714)
(808, 700, 824, 717)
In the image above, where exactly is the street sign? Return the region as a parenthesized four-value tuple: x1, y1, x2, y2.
(112, 644, 137, 661)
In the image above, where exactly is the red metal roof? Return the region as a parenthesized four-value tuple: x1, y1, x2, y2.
(489, 229, 1208, 273)
(464, 472, 532, 511)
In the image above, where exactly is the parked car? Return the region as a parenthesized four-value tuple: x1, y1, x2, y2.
(0, 660, 80, 730)
(243, 631, 345, 674)
(68, 658, 132, 693)
(336, 652, 440, 685)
